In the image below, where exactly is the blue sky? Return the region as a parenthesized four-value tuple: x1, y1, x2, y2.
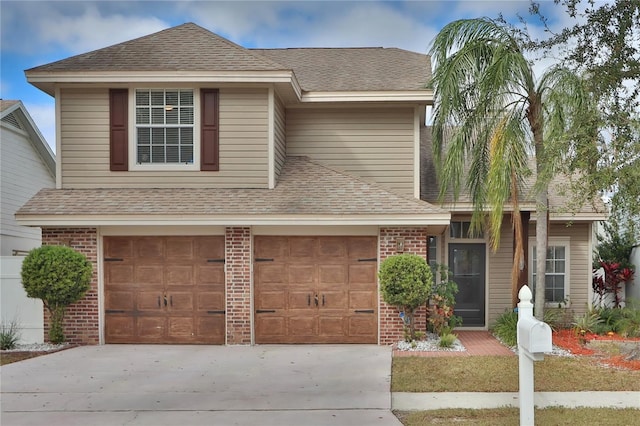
(1, 0, 572, 150)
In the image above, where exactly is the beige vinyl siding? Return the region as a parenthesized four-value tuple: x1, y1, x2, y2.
(486, 220, 591, 325)
(273, 94, 286, 179)
(59, 87, 269, 188)
(286, 108, 415, 196)
(487, 219, 515, 326)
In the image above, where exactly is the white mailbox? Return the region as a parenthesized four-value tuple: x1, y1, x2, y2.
(518, 316, 552, 357)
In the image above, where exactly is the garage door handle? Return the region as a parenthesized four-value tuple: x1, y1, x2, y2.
(256, 309, 276, 313)
(355, 309, 374, 314)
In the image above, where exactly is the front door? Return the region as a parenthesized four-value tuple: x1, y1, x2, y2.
(449, 243, 486, 327)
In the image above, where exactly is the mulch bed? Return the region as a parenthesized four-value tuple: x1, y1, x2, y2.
(553, 329, 640, 371)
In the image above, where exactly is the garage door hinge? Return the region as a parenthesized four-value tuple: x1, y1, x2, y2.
(104, 258, 124, 262)
(255, 258, 274, 262)
(207, 259, 225, 263)
(358, 257, 377, 262)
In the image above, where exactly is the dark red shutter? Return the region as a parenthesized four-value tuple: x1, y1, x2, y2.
(109, 89, 128, 171)
(201, 89, 219, 171)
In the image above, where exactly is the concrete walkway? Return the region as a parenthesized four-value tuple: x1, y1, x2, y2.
(1, 344, 402, 426)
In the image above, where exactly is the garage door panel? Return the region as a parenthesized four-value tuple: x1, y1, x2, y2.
(289, 265, 314, 284)
(137, 238, 165, 259)
(197, 237, 225, 259)
(256, 316, 286, 338)
(198, 316, 225, 340)
(255, 236, 288, 259)
(135, 265, 163, 284)
(317, 237, 347, 258)
(166, 266, 193, 285)
(257, 291, 285, 309)
(105, 316, 134, 340)
(138, 292, 162, 311)
(349, 264, 376, 286)
(105, 264, 134, 285)
(105, 236, 225, 344)
(288, 316, 317, 336)
(257, 264, 287, 283)
(349, 291, 376, 309)
(196, 265, 224, 285)
(168, 317, 193, 338)
(166, 238, 195, 258)
(348, 237, 377, 259)
(106, 290, 134, 310)
(289, 291, 313, 310)
(168, 292, 194, 311)
(319, 265, 346, 284)
(319, 317, 345, 336)
(320, 291, 347, 309)
(289, 237, 316, 258)
(348, 315, 376, 337)
(197, 292, 225, 311)
(137, 317, 165, 338)
(105, 237, 133, 258)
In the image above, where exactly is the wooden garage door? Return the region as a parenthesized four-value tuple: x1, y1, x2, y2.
(254, 236, 378, 344)
(104, 236, 225, 344)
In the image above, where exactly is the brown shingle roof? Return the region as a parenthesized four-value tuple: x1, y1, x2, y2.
(17, 157, 448, 222)
(26, 23, 285, 73)
(420, 126, 606, 217)
(253, 48, 431, 92)
(26, 23, 431, 93)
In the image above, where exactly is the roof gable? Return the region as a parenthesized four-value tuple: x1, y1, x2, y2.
(26, 23, 285, 73)
(1, 100, 55, 177)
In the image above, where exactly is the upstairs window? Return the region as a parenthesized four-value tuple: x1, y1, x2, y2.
(135, 89, 194, 165)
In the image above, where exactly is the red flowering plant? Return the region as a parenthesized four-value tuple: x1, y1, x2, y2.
(593, 261, 635, 308)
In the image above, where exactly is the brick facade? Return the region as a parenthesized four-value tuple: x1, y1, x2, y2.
(225, 227, 252, 344)
(41, 225, 428, 347)
(378, 227, 429, 345)
(42, 227, 99, 345)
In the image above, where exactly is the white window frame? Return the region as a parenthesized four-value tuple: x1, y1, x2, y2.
(529, 237, 571, 307)
(128, 87, 201, 171)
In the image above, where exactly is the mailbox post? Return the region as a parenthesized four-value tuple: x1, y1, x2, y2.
(517, 285, 552, 426)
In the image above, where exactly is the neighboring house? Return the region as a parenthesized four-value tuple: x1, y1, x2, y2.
(1, 100, 55, 343)
(16, 23, 604, 346)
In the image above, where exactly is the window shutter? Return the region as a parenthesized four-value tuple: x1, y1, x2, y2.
(201, 89, 219, 171)
(109, 89, 128, 171)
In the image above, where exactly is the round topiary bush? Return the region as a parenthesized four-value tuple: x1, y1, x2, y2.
(21, 245, 92, 343)
(379, 253, 433, 341)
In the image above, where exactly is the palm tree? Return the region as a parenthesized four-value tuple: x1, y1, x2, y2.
(429, 18, 598, 319)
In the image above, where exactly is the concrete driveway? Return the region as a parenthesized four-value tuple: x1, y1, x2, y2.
(1, 344, 401, 426)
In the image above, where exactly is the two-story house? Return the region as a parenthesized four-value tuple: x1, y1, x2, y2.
(17, 23, 604, 346)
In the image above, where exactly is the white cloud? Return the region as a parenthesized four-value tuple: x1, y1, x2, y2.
(2, 1, 170, 55)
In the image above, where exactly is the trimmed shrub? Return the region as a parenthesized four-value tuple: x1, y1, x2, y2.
(21, 245, 92, 343)
(379, 254, 433, 341)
